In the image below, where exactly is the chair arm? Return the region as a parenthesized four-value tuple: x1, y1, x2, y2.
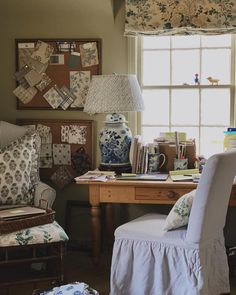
(34, 181, 56, 208)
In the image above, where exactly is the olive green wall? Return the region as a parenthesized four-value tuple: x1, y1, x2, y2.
(0, 0, 126, 225)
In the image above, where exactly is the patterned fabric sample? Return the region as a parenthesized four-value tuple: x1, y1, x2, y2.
(70, 71, 90, 107)
(40, 144, 53, 169)
(18, 48, 35, 69)
(31, 40, 54, 64)
(24, 69, 42, 87)
(50, 166, 74, 190)
(71, 147, 91, 176)
(41, 132, 53, 144)
(0, 133, 37, 205)
(13, 85, 37, 104)
(43, 87, 64, 109)
(27, 56, 48, 74)
(36, 124, 51, 137)
(163, 190, 196, 231)
(35, 73, 52, 92)
(53, 144, 71, 165)
(0, 221, 68, 247)
(14, 64, 31, 88)
(68, 125, 87, 144)
(79, 42, 99, 67)
(55, 85, 75, 110)
(61, 125, 70, 142)
(61, 125, 87, 144)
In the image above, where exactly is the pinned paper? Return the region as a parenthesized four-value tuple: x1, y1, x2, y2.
(50, 54, 65, 65)
(70, 71, 90, 107)
(43, 86, 64, 109)
(13, 85, 37, 104)
(25, 69, 42, 87)
(31, 40, 54, 64)
(79, 42, 99, 67)
(53, 144, 71, 165)
(36, 73, 52, 92)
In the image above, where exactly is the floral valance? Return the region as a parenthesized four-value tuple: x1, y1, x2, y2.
(125, 0, 236, 36)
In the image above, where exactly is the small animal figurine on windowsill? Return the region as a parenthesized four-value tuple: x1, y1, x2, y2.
(194, 73, 200, 85)
(207, 76, 220, 85)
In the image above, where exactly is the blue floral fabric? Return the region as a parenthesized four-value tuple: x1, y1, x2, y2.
(40, 282, 99, 295)
(125, 0, 236, 35)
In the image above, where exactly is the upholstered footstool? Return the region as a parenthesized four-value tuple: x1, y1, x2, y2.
(0, 222, 68, 289)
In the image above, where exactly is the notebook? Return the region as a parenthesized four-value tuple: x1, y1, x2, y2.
(116, 173, 169, 181)
(0, 206, 46, 221)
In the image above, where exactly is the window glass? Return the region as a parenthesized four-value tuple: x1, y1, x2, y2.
(142, 90, 169, 125)
(171, 90, 199, 125)
(143, 51, 170, 85)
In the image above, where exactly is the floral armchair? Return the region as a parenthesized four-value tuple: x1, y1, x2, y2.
(0, 121, 68, 289)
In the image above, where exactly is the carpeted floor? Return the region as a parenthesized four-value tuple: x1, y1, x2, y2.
(3, 249, 236, 295)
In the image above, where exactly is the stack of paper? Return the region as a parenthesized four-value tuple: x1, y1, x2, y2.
(74, 170, 115, 182)
(169, 169, 199, 182)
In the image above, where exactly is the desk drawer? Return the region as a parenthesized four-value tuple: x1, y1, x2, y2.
(100, 186, 135, 203)
(135, 187, 192, 203)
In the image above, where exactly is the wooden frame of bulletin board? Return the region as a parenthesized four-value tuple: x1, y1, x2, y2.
(16, 119, 94, 190)
(15, 38, 102, 110)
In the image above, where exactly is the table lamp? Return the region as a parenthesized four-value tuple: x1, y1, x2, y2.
(84, 74, 144, 174)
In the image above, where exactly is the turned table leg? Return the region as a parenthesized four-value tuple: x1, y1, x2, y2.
(89, 185, 101, 264)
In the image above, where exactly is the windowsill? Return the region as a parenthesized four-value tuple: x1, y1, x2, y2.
(142, 84, 231, 89)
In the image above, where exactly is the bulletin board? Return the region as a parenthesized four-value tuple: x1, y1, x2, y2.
(15, 38, 102, 110)
(16, 119, 94, 190)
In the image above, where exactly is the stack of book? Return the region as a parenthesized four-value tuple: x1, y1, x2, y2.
(131, 136, 159, 174)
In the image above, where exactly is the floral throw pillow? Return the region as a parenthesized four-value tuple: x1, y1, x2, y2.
(0, 133, 37, 205)
(163, 189, 196, 231)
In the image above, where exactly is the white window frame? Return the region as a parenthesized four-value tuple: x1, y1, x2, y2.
(128, 35, 236, 155)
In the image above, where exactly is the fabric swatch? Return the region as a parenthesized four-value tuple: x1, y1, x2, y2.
(41, 132, 53, 144)
(67, 54, 80, 67)
(43, 87, 64, 109)
(40, 156, 53, 169)
(53, 144, 71, 165)
(79, 42, 99, 67)
(40, 144, 52, 158)
(18, 48, 35, 69)
(31, 40, 54, 64)
(14, 64, 31, 88)
(50, 166, 74, 190)
(70, 71, 90, 107)
(24, 69, 42, 87)
(35, 73, 52, 92)
(36, 124, 51, 137)
(68, 125, 87, 144)
(27, 56, 48, 74)
(61, 125, 70, 142)
(13, 85, 37, 104)
(55, 85, 75, 110)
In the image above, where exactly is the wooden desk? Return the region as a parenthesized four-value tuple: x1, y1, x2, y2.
(78, 179, 236, 264)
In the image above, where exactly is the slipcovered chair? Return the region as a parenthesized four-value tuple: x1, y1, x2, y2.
(0, 121, 68, 288)
(110, 151, 236, 295)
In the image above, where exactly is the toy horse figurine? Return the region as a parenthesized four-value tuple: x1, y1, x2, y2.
(207, 77, 220, 85)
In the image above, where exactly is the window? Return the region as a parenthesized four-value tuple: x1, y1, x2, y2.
(137, 35, 235, 158)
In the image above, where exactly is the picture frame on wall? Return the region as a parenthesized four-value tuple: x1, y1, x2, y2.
(14, 38, 102, 110)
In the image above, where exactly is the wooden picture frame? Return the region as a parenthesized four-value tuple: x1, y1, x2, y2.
(15, 38, 102, 110)
(16, 119, 94, 188)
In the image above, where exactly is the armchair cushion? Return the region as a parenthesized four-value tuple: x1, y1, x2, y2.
(0, 221, 69, 247)
(163, 189, 196, 231)
(0, 121, 27, 149)
(0, 133, 38, 205)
